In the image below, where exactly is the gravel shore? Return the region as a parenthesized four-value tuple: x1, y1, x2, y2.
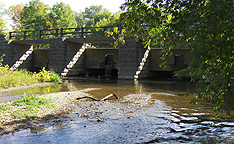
(0, 85, 99, 136)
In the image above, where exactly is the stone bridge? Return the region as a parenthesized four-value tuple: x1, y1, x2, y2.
(0, 27, 191, 79)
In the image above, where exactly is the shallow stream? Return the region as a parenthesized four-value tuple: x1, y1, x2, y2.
(1, 79, 234, 143)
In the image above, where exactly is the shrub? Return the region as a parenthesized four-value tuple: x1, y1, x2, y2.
(0, 55, 61, 88)
(35, 67, 62, 83)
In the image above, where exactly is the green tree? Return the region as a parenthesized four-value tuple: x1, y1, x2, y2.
(8, 0, 77, 31)
(0, 4, 7, 34)
(0, 17, 6, 34)
(74, 5, 121, 27)
(20, 0, 51, 31)
(75, 10, 86, 27)
(95, 12, 122, 27)
(52, 2, 77, 28)
(84, 5, 103, 26)
(7, 4, 24, 31)
(121, 0, 234, 116)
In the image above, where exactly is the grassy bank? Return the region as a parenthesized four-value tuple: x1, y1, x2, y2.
(0, 56, 61, 88)
(0, 90, 88, 135)
(0, 94, 56, 119)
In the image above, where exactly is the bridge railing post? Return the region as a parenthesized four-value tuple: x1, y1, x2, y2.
(38, 30, 42, 39)
(103, 26, 107, 36)
(60, 28, 63, 37)
(55, 28, 59, 37)
(81, 27, 84, 38)
(23, 31, 26, 40)
(9, 32, 12, 39)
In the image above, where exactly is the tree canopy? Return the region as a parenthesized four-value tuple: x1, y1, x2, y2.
(7, 0, 77, 31)
(74, 5, 121, 27)
(0, 4, 7, 34)
(121, 0, 234, 116)
(0, 17, 6, 34)
(7, 1, 121, 32)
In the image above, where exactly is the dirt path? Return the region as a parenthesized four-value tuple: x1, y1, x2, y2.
(0, 85, 99, 136)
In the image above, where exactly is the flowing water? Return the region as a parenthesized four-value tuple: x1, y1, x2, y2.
(1, 79, 234, 144)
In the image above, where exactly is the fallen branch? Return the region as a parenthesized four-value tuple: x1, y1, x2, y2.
(76, 93, 118, 101)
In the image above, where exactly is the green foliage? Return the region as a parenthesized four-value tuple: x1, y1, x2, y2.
(74, 5, 121, 27)
(0, 104, 12, 112)
(11, 94, 55, 118)
(105, 27, 125, 47)
(0, 66, 39, 88)
(7, 4, 24, 31)
(0, 17, 7, 34)
(121, 0, 234, 115)
(7, 0, 77, 31)
(35, 67, 62, 83)
(95, 12, 122, 27)
(20, 0, 51, 30)
(12, 94, 54, 107)
(52, 2, 77, 28)
(0, 4, 7, 33)
(0, 56, 61, 88)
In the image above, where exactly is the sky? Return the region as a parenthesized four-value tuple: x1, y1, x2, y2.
(0, 0, 126, 30)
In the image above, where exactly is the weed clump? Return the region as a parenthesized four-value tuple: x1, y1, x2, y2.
(0, 104, 12, 112)
(11, 94, 56, 118)
(35, 67, 62, 83)
(0, 55, 61, 88)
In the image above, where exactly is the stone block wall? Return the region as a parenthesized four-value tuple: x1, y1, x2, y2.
(49, 39, 85, 76)
(118, 36, 150, 79)
(0, 34, 14, 67)
(49, 39, 67, 74)
(0, 34, 33, 70)
(65, 42, 85, 76)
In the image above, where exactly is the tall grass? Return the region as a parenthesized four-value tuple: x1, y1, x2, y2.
(0, 55, 61, 88)
(0, 66, 39, 88)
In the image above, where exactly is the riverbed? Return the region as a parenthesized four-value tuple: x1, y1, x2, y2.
(1, 78, 234, 143)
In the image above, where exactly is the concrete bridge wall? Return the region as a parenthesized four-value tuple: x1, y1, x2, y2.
(150, 49, 191, 71)
(48, 39, 85, 76)
(85, 48, 118, 69)
(0, 34, 191, 79)
(0, 35, 33, 69)
(118, 37, 150, 79)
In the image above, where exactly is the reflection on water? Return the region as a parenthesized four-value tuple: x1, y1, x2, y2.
(0, 84, 64, 102)
(1, 78, 234, 143)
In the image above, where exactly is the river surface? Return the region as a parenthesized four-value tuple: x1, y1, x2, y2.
(1, 78, 234, 144)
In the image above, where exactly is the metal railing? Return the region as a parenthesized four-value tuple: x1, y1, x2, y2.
(9, 26, 121, 41)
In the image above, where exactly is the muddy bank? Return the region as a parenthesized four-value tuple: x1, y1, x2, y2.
(0, 88, 99, 136)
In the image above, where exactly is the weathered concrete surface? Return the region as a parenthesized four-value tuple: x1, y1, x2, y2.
(150, 49, 191, 71)
(85, 48, 118, 69)
(32, 49, 48, 70)
(66, 37, 115, 44)
(0, 35, 15, 67)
